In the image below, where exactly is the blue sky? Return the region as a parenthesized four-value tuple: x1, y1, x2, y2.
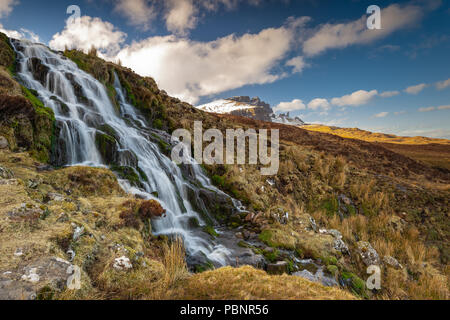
(1, 0, 449, 138)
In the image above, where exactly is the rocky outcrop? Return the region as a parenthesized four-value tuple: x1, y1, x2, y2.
(0, 94, 55, 162)
(0, 257, 77, 300)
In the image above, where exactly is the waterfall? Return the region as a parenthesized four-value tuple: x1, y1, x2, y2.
(10, 39, 249, 267)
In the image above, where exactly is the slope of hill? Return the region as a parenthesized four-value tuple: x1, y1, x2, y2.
(303, 125, 450, 170)
(303, 125, 450, 145)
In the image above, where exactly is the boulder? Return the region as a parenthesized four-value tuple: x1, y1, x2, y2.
(328, 229, 343, 240)
(357, 241, 380, 266)
(0, 256, 76, 300)
(113, 256, 133, 271)
(0, 135, 8, 149)
(334, 239, 350, 255)
(383, 256, 403, 269)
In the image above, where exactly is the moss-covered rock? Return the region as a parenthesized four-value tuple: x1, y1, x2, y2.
(95, 131, 118, 164)
(111, 165, 142, 188)
(0, 91, 55, 163)
(0, 33, 15, 74)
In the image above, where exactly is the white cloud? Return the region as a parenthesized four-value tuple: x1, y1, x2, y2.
(418, 106, 435, 112)
(274, 99, 306, 112)
(303, 2, 433, 56)
(285, 56, 306, 74)
(0, 0, 18, 18)
(380, 90, 400, 98)
(374, 111, 389, 118)
(307, 98, 330, 110)
(114, 0, 156, 31)
(394, 110, 406, 115)
(0, 23, 40, 42)
(405, 83, 427, 95)
(116, 22, 296, 103)
(49, 16, 127, 56)
(331, 89, 378, 107)
(114, 0, 264, 35)
(436, 78, 450, 90)
(397, 128, 450, 139)
(165, 0, 197, 35)
(419, 105, 450, 112)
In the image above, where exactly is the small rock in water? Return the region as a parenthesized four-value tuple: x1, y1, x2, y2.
(235, 232, 244, 239)
(113, 256, 133, 271)
(266, 261, 288, 275)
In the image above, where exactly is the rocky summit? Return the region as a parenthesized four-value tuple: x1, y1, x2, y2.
(196, 96, 305, 125)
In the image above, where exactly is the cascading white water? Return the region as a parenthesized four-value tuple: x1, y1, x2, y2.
(11, 39, 240, 266)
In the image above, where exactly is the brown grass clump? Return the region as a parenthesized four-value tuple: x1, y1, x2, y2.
(171, 266, 356, 300)
(162, 237, 189, 288)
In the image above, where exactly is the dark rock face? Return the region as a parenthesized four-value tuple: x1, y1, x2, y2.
(28, 57, 49, 86)
(95, 131, 119, 164)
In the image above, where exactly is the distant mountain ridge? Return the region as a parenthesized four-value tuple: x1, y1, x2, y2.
(196, 96, 304, 126)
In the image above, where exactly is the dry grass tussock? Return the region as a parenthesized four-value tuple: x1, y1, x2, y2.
(170, 266, 356, 300)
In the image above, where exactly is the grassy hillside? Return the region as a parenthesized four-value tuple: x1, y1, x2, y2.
(303, 125, 450, 145)
(303, 125, 450, 171)
(1, 34, 449, 300)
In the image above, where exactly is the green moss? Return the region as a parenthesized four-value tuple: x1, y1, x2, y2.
(321, 255, 338, 266)
(237, 241, 251, 248)
(194, 261, 215, 273)
(19, 86, 56, 163)
(341, 271, 368, 298)
(326, 265, 339, 277)
(321, 197, 339, 217)
(0, 33, 16, 74)
(212, 175, 225, 187)
(153, 119, 163, 130)
(258, 230, 275, 247)
(95, 132, 117, 164)
(106, 83, 119, 112)
(263, 248, 280, 263)
(203, 225, 218, 238)
(111, 165, 142, 188)
(285, 259, 295, 273)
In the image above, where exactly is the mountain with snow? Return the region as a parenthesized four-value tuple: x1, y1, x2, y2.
(196, 96, 304, 126)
